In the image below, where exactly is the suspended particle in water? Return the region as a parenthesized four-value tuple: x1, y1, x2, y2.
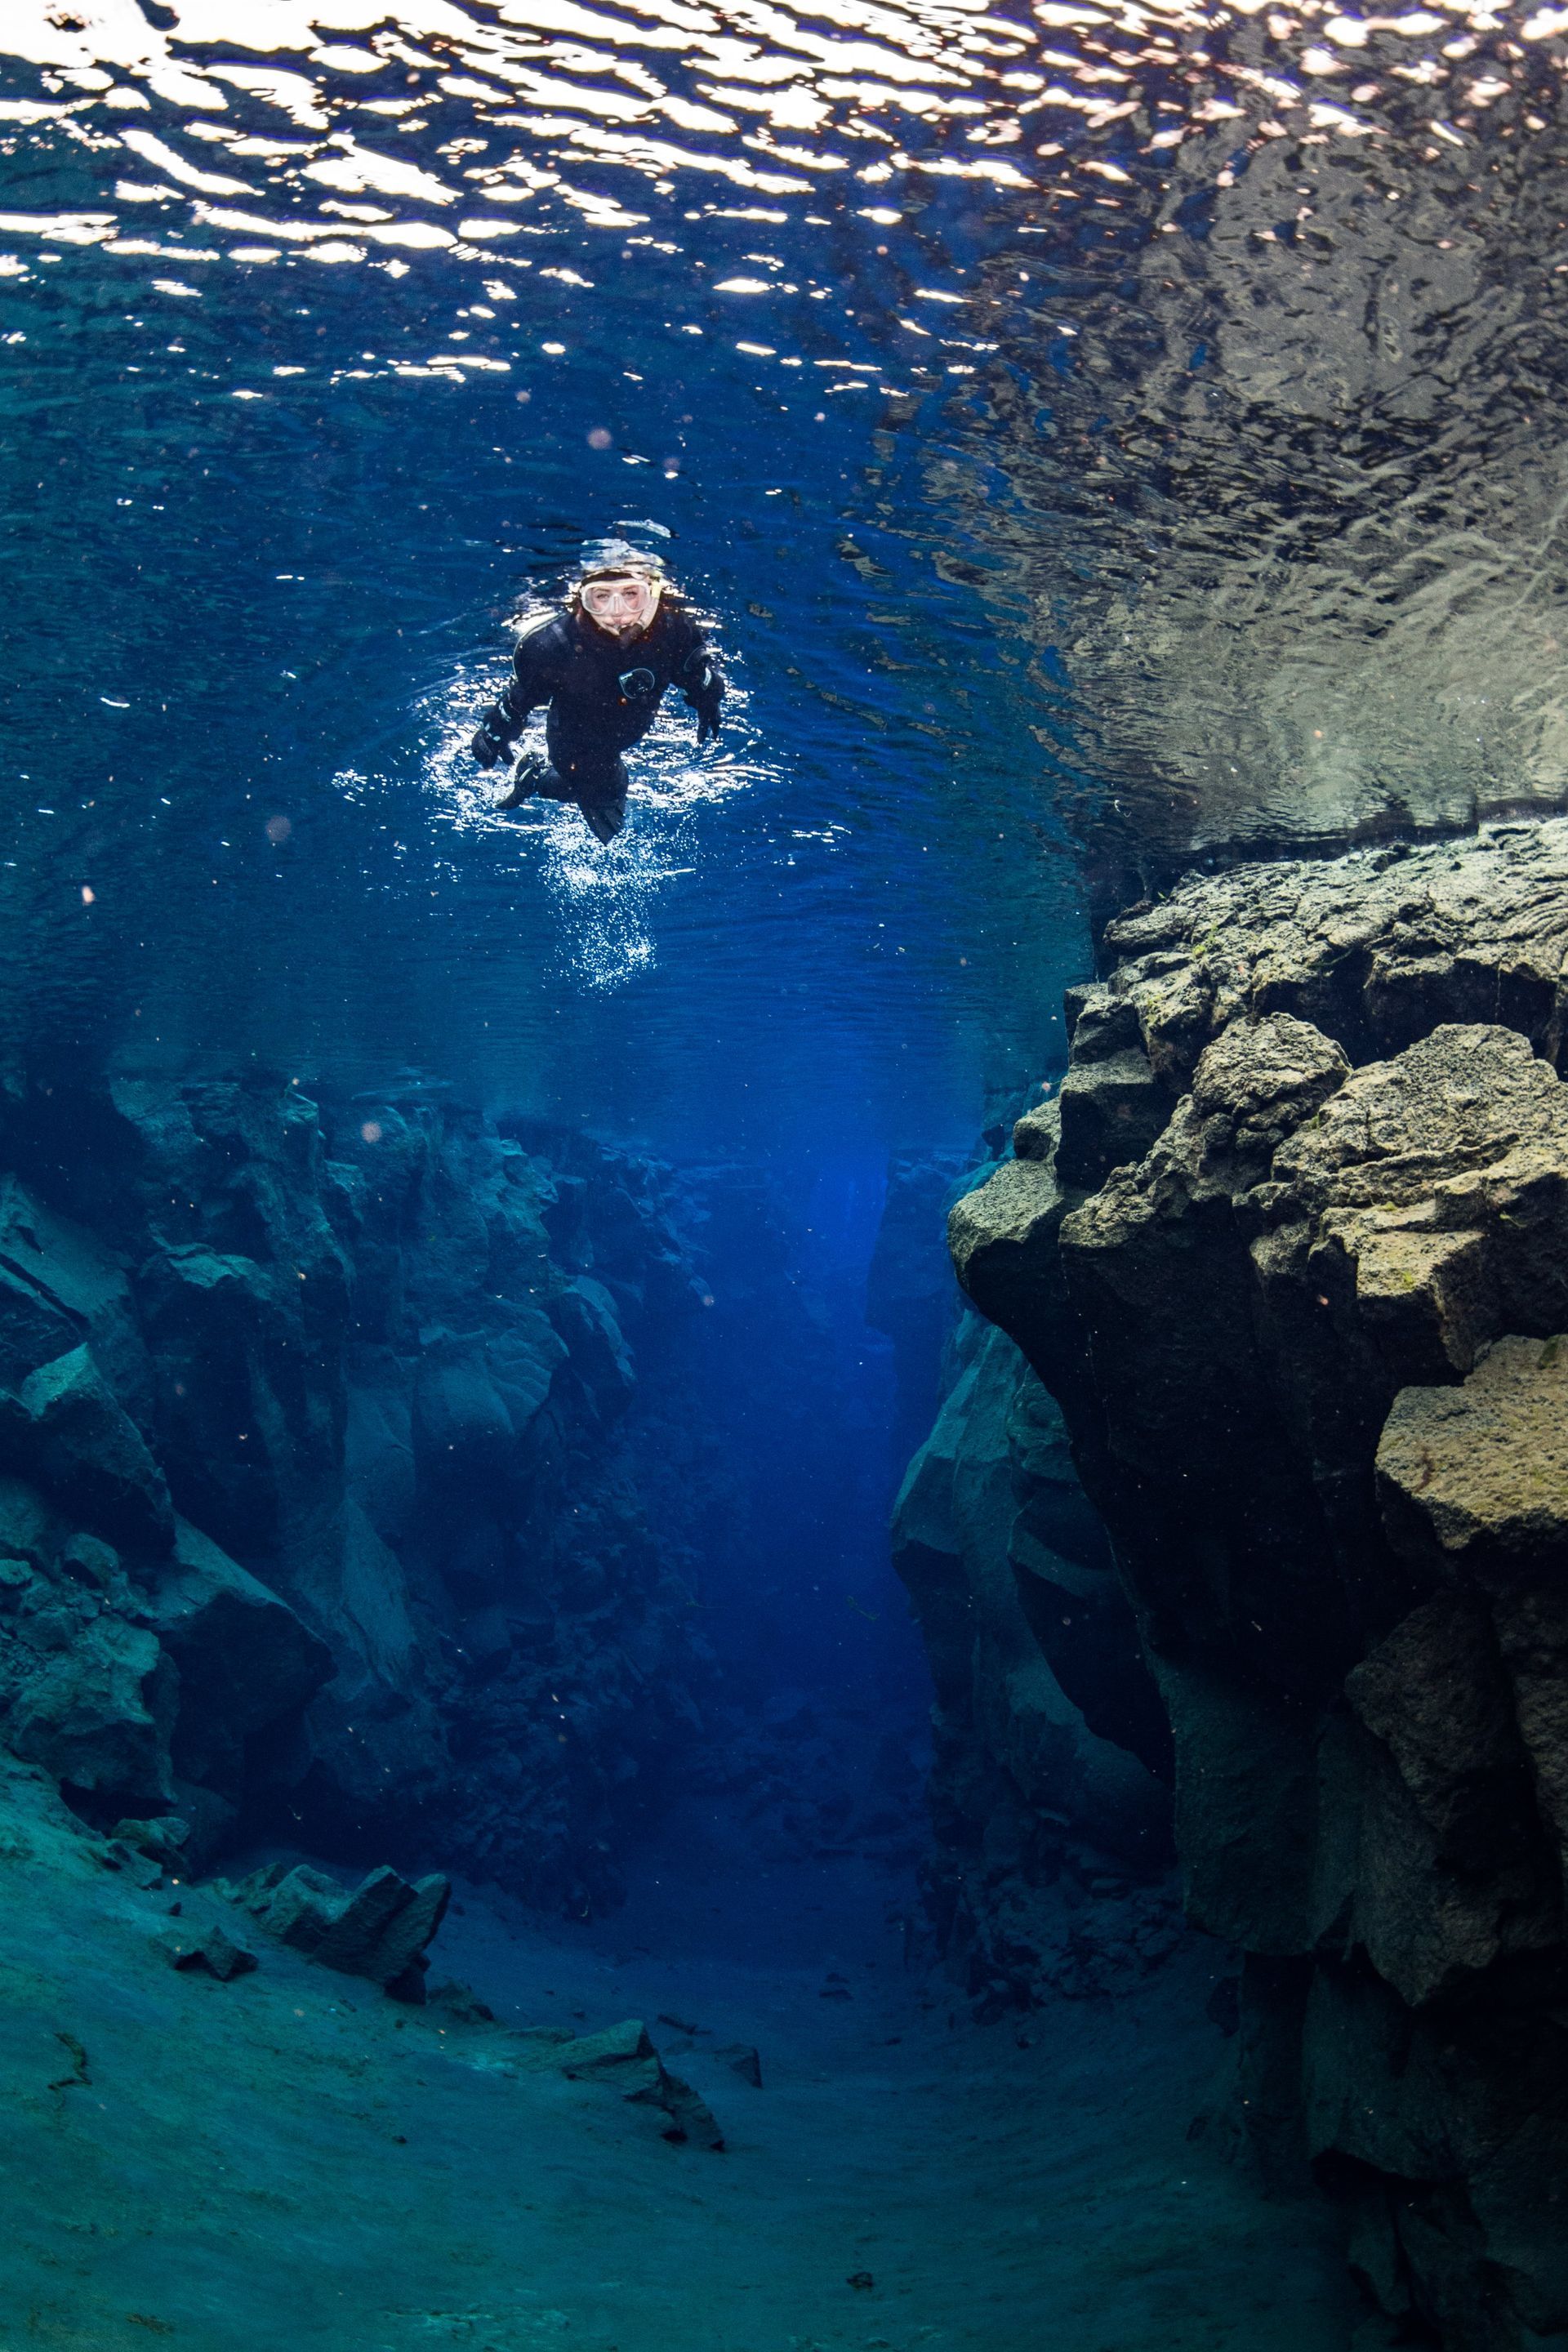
(265, 815, 292, 844)
(587, 426, 612, 449)
(81, 886, 95, 905)
(361, 1121, 384, 1145)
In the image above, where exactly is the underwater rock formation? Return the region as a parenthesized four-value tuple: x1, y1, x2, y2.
(0, 1075, 713, 1909)
(866, 1149, 969, 1463)
(892, 1304, 1177, 2007)
(220, 1858, 452, 2001)
(946, 817, 1568, 2351)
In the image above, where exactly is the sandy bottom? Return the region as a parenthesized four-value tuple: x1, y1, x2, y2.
(0, 1775, 1356, 2352)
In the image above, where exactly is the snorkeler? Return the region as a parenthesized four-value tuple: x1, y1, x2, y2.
(470, 540, 724, 844)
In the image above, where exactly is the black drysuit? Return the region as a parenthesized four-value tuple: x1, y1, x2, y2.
(472, 599, 724, 842)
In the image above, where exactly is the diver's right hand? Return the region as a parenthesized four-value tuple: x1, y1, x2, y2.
(470, 721, 506, 768)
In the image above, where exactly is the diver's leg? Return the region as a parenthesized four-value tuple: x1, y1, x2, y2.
(494, 750, 550, 812)
(574, 755, 629, 845)
(547, 742, 628, 845)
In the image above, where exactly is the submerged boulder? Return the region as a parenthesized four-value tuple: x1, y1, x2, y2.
(134, 1521, 333, 1794)
(892, 1307, 1174, 2005)
(0, 1177, 151, 1416)
(6, 1613, 176, 1811)
(412, 1336, 519, 1481)
(554, 2018, 724, 2149)
(548, 1279, 635, 1415)
(0, 1263, 80, 1394)
(156, 1921, 258, 1980)
(223, 1859, 452, 1998)
(0, 1346, 173, 1556)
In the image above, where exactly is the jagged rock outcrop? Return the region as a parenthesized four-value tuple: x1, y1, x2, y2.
(947, 818, 1568, 2352)
(0, 1072, 715, 1909)
(220, 1857, 452, 2000)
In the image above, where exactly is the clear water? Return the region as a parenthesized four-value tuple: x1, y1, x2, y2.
(7, 0, 1545, 1120)
(0, 0, 1550, 2336)
(0, 0, 1112, 1155)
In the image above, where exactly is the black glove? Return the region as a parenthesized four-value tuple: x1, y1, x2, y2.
(694, 699, 721, 746)
(470, 719, 507, 769)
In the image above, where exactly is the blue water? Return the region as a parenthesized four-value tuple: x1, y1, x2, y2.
(3, 4, 1538, 2337)
(1, 4, 1097, 1156)
(0, 9, 1101, 1820)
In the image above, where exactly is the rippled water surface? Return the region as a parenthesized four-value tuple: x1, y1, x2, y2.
(3, 0, 1562, 1136)
(0, 0, 1080, 1142)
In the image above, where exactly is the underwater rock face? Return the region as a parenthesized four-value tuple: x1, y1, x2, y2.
(892, 1308, 1178, 2009)
(866, 1150, 969, 1463)
(0, 1076, 713, 1909)
(947, 818, 1568, 2351)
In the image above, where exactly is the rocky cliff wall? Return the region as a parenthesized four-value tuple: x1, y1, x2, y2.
(0, 1073, 714, 1913)
(948, 817, 1568, 2351)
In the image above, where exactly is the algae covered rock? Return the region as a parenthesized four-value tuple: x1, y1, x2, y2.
(1378, 1336, 1568, 1893)
(1378, 1334, 1568, 1576)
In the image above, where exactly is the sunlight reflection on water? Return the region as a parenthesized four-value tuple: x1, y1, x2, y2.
(6, 0, 1554, 1120)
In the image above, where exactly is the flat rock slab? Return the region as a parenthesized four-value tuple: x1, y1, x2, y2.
(156, 1922, 258, 1980)
(715, 2042, 763, 2088)
(1379, 1333, 1568, 1575)
(553, 2019, 725, 2149)
(554, 2017, 654, 2078)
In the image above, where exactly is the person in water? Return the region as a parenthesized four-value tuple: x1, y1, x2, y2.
(470, 541, 724, 844)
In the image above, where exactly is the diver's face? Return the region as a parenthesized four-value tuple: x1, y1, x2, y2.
(581, 574, 660, 637)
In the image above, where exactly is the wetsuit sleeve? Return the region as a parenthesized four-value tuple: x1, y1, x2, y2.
(678, 626, 724, 741)
(471, 619, 563, 764)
